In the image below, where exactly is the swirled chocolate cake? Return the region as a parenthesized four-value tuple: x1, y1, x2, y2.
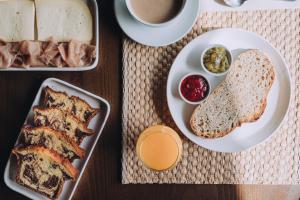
(12, 146, 78, 199)
(33, 107, 94, 144)
(43, 86, 99, 124)
(21, 126, 85, 160)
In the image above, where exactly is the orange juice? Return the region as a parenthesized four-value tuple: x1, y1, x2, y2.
(136, 125, 182, 171)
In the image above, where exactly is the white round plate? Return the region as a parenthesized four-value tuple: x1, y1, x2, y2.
(167, 28, 291, 153)
(114, 0, 200, 47)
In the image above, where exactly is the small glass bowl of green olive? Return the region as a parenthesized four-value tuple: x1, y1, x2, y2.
(201, 45, 232, 76)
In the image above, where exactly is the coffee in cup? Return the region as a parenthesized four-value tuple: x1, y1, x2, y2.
(126, 0, 186, 26)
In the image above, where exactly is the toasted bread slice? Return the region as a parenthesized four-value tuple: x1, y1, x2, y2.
(20, 126, 85, 160)
(190, 50, 275, 138)
(43, 86, 99, 124)
(33, 107, 94, 144)
(12, 146, 78, 199)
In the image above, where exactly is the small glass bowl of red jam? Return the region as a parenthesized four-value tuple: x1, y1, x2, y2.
(179, 73, 210, 105)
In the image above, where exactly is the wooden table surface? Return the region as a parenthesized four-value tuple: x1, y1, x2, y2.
(0, 1, 299, 199)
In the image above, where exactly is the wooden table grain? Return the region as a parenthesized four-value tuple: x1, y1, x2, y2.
(0, 1, 299, 199)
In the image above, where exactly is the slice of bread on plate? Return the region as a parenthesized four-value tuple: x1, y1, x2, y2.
(12, 146, 78, 199)
(0, 0, 35, 42)
(20, 126, 85, 161)
(33, 107, 94, 144)
(43, 86, 99, 124)
(190, 50, 275, 138)
(35, 0, 93, 43)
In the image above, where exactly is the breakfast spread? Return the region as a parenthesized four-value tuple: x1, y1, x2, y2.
(202, 46, 231, 74)
(0, 0, 96, 68)
(10, 86, 99, 199)
(136, 125, 182, 171)
(2, 0, 295, 197)
(179, 74, 210, 103)
(190, 50, 275, 138)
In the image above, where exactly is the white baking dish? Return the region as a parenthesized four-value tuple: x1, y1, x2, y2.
(0, 0, 99, 71)
(4, 78, 110, 200)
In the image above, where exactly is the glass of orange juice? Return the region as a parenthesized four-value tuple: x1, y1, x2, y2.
(136, 125, 183, 171)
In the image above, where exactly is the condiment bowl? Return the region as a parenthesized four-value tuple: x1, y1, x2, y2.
(178, 72, 211, 105)
(125, 0, 187, 27)
(201, 44, 233, 77)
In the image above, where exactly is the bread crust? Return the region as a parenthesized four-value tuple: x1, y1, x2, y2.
(190, 50, 276, 138)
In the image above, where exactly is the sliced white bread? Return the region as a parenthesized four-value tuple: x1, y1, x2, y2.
(0, 0, 35, 42)
(190, 50, 275, 138)
(35, 0, 93, 43)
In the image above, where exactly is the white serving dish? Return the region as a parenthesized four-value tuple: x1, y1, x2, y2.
(4, 78, 110, 200)
(0, 0, 99, 71)
(167, 28, 291, 153)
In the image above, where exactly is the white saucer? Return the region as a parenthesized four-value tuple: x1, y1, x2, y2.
(114, 0, 200, 47)
(167, 28, 291, 153)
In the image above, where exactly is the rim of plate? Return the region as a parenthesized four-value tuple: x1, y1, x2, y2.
(114, 0, 200, 47)
(166, 28, 292, 153)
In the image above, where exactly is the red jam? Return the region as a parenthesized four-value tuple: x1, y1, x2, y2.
(180, 75, 209, 102)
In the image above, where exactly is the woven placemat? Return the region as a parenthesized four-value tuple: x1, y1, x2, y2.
(122, 9, 300, 184)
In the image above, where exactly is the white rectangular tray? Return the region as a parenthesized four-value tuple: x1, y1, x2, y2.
(0, 0, 99, 71)
(4, 78, 110, 200)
